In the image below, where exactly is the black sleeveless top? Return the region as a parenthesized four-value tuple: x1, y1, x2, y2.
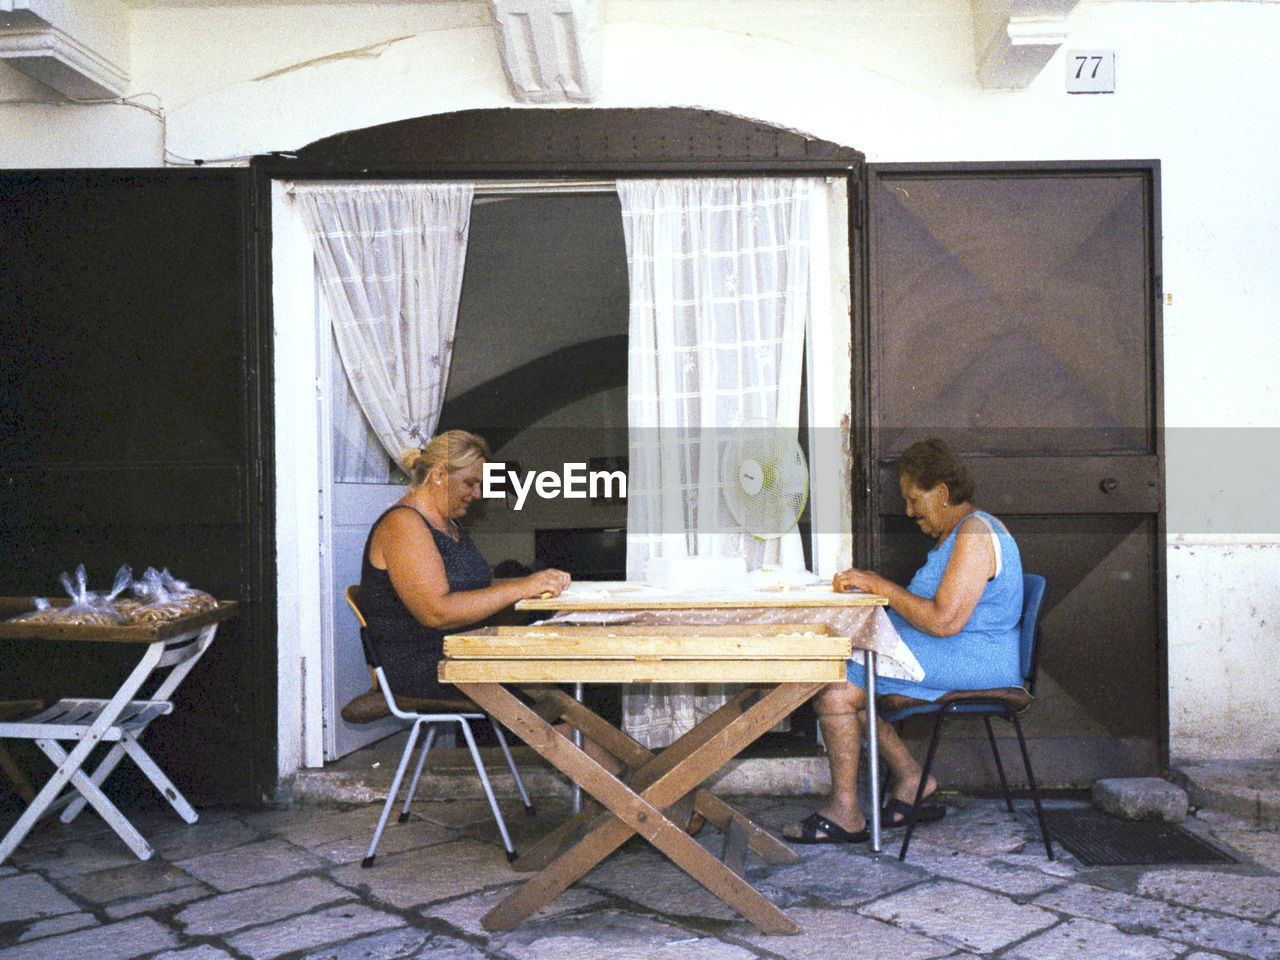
(359, 504, 491, 698)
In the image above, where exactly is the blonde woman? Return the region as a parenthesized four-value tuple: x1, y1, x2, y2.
(360, 430, 571, 699)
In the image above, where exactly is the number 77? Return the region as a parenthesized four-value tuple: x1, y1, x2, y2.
(1074, 55, 1104, 79)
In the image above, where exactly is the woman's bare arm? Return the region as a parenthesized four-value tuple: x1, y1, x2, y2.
(375, 509, 567, 630)
(834, 516, 995, 636)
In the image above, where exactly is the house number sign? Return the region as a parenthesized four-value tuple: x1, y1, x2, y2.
(1066, 50, 1115, 94)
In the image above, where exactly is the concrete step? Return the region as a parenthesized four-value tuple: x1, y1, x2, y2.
(1171, 759, 1280, 826)
(284, 731, 830, 805)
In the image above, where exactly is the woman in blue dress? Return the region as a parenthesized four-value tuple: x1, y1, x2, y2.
(785, 438, 1023, 844)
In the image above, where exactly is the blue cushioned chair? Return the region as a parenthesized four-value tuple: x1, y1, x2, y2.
(880, 573, 1054, 861)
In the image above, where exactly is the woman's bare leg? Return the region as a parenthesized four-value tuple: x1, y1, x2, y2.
(871, 714, 938, 805)
(783, 681, 867, 838)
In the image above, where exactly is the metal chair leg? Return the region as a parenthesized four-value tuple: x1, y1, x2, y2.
(398, 725, 438, 824)
(1010, 712, 1054, 860)
(899, 708, 948, 861)
(457, 718, 518, 862)
(984, 716, 1015, 812)
(363, 719, 424, 868)
(490, 716, 535, 815)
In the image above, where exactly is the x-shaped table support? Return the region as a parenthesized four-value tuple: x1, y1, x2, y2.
(457, 680, 825, 935)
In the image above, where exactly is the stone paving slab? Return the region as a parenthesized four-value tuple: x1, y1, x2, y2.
(224, 903, 404, 960)
(305, 818, 458, 866)
(885, 839, 1064, 897)
(10, 836, 139, 879)
(0, 875, 79, 924)
(757, 847, 925, 907)
(14, 913, 96, 943)
(1134, 867, 1280, 920)
(148, 948, 237, 960)
(863, 879, 1058, 954)
(105, 884, 214, 920)
(735, 906, 954, 960)
(0, 916, 179, 960)
(424, 885, 605, 938)
(329, 839, 516, 909)
(900, 802, 1038, 857)
(175, 876, 355, 936)
(175, 838, 327, 892)
(492, 908, 756, 960)
(57, 859, 199, 905)
(1035, 881, 1280, 958)
(148, 817, 264, 862)
(579, 844, 741, 920)
(297, 926, 469, 960)
(1004, 917, 1182, 960)
(1198, 824, 1280, 873)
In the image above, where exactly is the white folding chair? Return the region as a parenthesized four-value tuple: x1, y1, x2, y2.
(0, 622, 219, 864)
(344, 586, 533, 866)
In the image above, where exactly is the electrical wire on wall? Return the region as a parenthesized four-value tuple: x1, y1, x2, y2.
(0, 91, 256, 167)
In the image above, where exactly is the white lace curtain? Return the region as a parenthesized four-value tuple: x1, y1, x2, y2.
(293, 182, 475, 474)
(618, 177, 816, 747)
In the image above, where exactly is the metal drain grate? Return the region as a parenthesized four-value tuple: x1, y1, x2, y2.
(1043, 808, 1238, 866)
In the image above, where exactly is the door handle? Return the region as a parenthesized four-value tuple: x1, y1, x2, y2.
(1099, 477, 1118, 494)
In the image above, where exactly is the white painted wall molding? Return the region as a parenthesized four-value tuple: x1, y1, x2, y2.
(0, 0, 129, 98)
(972, 0, 1076, 90)
(0, 25, 126, 97)
(487, 0, 601, 103)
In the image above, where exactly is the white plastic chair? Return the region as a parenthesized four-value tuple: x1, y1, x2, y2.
(0, 621, 219, 864)
(344, 586, 533, 866)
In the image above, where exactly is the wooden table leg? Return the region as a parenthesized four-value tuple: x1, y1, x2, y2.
(514, 686, 795, 871)
(459, 681, 822, 934)
(0, 745, 36, 804)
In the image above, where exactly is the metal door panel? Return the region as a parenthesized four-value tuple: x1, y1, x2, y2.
(866, 163, 1164, 789)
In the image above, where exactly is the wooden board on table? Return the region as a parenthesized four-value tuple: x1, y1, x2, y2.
(439, 657, 849, 685)
(0, 598, 239, 644)
(516, 584, 887, 612)
(445, 623, 852, 660)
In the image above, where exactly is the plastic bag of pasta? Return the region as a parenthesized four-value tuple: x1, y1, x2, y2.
(126, 567, 217, 623)
(6, 597, 57, 623)
(158, 569, 217, 615)
(50, 564, 130, 626)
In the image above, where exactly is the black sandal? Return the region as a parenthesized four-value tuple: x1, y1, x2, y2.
(785, 812, 870, 845)
(883, 797, 947, 829)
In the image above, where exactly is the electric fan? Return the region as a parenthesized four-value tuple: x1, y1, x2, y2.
(720, 419, 809, 539)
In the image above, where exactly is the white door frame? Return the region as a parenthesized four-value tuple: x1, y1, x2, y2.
(271, 181, 326, 775)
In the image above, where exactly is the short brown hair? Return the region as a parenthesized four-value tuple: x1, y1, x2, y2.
(897, 438, 975, 504)
(399, 430, 491, 489)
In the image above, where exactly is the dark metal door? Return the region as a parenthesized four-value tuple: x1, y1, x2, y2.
(865, 164, 1164, 789)
(0, 170, 273, 806)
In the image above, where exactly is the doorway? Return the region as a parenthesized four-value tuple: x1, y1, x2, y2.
(271, 165, 855, 764)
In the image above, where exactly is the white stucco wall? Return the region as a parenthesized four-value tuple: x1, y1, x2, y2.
(3, 0, 1277, 769)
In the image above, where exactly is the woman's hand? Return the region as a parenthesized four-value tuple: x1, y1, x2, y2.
(833, 567, 883, 594)
(520, 568, 572, 599)
(838, 517, 995, 636)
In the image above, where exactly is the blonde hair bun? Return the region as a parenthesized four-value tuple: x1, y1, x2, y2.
(400, 430, 491, 488)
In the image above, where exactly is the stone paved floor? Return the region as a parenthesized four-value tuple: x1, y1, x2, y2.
(1, 793, 1278, 960)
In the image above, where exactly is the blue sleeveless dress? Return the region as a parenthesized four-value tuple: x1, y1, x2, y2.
(360, 505, 491, 698)
(851, 511, 1023, 701)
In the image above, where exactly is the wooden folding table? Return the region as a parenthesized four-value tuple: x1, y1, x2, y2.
(441, 617, 857, 934)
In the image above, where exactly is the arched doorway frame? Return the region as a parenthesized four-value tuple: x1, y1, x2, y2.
(256, 108, 870, 770)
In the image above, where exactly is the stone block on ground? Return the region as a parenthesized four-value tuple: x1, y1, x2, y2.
(1093, 777, 1188, 822)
